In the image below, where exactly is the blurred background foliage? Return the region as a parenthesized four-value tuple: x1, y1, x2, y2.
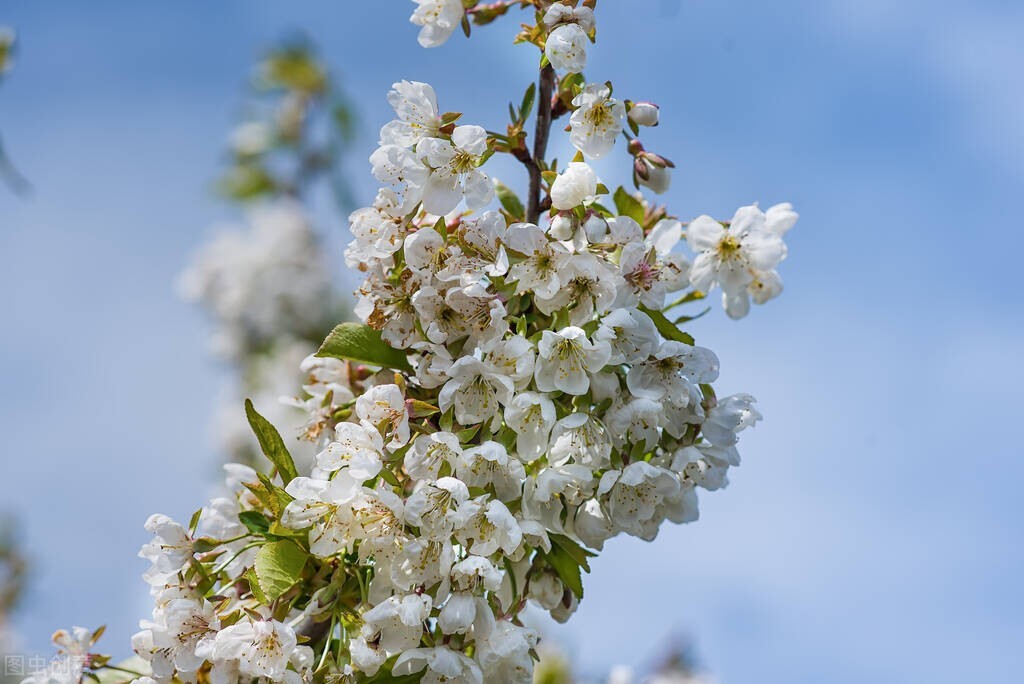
(216, 36, 355, 208)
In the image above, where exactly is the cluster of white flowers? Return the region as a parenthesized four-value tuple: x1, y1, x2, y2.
(178, 202, 336, 362)
(687, 203, 797, 319)
(30, 3, 798, 683)
(131, 497, 317, 684)
(366, 79, 494, 221)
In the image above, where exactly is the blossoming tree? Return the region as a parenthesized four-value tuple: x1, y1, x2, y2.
(29, 2, 797, 682)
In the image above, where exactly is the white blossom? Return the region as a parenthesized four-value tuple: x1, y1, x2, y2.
(361, 593, 432, 655)
(381, 80, 442, 146)
(542, 5, 593, 74)
(109, 6, 798, 681)
(177, 202, 334, 361)
(484, 335, 536, 389)
(393, 646, 483, 684)
(535, 326, 612, 395)
(534, 253, 618, 325)
(635, 155, 672, 194)
(314, 422, 385, 486)
(626, 341, 720, 405)
(713, 202, 798, 318)
(594, 308, 660, 365)
(355, 383, 410, 447)
(701, 393, 761, 447)
(475, 617, 538, 684)
(504, 392, 557, 462)
(617, 218, 690, 309)
(406, 431, 463, 481)
(570, 84, 626, 159)
(369, 143, 428, 212)
(687, 204, 788, 298)
(438, 356, 515, 428)
(410, 0, 464, 48)
(139, 514, 192, 585)
(599, 462, 683, 540)
(450, 497, 523, 557)
(456, 440, 526, 500)
(548, 412, 612, 469)
(606, 397, 663, 451)
(505, 222, 571, 298)
(211, 619, 298, 681)
(417, 125, 494, 215)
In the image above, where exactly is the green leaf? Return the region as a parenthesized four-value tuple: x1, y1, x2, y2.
(243, 480, 277, 517)
(192, 537, 222, 554)
(378, 467, 402, 488)
(520, 82, 536, 120)
(245, 567, 270, 604)
(238, 510, 271, 536)
(495, 181, 526, 220)
(316, 322, 412, 371)
(254, 540, 308, 603)
(257, 471, 294, 517)
(268, 521, 306, 538)
(188, 508, 203, 535)
(613, 186, 645, 224)
(245, 399, 300, 485)
(217, 164, 276, 200)
(549, 533, 596, 571)
(673, 306, 711, 325)
(545, 547, 585, 599)
(638, 304, 695, 345)
(407, 399, 439, 418)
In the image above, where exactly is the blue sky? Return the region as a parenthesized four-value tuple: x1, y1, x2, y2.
(1, 1, 1022, 682)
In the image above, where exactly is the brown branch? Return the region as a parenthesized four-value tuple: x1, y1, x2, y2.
(526, 64, 557, 224)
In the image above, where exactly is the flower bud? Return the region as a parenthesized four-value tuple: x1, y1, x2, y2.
(635, 156, 672, 194)
(550, 161, 597, 210)
(549, 212, 576, 241)
(528, 570, 564, 610)
(550, 589, 579, 623)
(583, 211, 609, 243)
(629, 143, 674, 195)
(628, 101, 660, 127)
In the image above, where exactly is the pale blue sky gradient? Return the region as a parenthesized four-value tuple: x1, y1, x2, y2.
(1, 2, 1022, 682)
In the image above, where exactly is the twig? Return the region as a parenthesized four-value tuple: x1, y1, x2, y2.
(526, 64, 556, 224)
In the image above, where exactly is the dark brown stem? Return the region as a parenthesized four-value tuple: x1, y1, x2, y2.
(527, 64, 557, 224)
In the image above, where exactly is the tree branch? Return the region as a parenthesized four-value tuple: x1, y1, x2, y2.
(527, 64, 557, 224)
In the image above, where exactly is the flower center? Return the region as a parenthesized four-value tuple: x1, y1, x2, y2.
(584, 103, 614, 129)
(450, 150, 478, 175)
(716, 235, 742, 259)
